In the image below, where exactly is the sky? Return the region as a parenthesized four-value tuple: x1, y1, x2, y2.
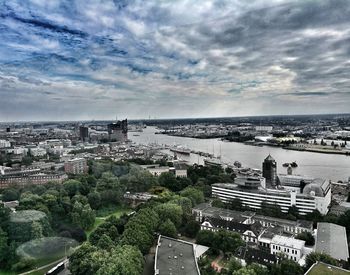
(0, 0, 350, 121)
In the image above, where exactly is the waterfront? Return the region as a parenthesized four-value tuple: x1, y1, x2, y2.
(130, 127, 350, 182)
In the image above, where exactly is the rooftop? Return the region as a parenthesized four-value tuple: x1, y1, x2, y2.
(271, 235, 305, 250)
(155, 236, 200, 275)
(305, 262, 350, 275)
(316, 222, 349, 261)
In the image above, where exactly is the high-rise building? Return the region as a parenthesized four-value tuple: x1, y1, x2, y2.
(262, 154, 277, 186)
(79, 126, 89, 142)
(107, 119, 128, 142)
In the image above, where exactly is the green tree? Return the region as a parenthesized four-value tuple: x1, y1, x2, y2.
(180, 187, 204, 205)
(295, 231, 315, 246)
(97, 234, 114, 250)
(183, 219, 200, 238)
(228, 257, 242, 273)
(97, 245, 143, 275)
(71, 202, 95, 230)
(64, 179, 81, 197)
(121, 223, 153, 254)
(159, 219, 177, 238)
(232, 267, 256, 275)
(247, 263, 269, 275)
(228, 198, 244, 211)
(0, 227, 9, 268)
(213, 230, 244, 254)
(2, 188, 20, 201)
(196, 230, 216, 247)
(69, 243, 107, 275)
(30, 221, 43, 239)
(271, 259, 303, 275)
(305, 252, 338, 270)
(158, 172, 179, 191)
(154, 203, 183, 228)
(88, 192, 101, 210)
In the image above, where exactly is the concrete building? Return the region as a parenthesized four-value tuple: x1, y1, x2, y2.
(0, 139, 11, 148)
(64, 158, 88, 174)
(271, 235, 305, 262)
(79, 126, 89, 142)
(255, 126, 273, 132)
(315, 222, 349, 262)
(262, 154, 278, 186)
(107, 119, 128, 142)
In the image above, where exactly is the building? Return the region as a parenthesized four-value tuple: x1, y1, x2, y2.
(315, 222, 349, 262)
(0, 172, 68, 188)
(0, 139, 11, 148)
(305, 262, 350, 275)
(262, 154, 278, 186)
(64, 158, 88, 174)
(79, 126, 89, 142)
(155, 236, 205, 275)
(107, 119, 128, 142)
(255, 126, 273, 132)
(141, 163, 188, 178)
(270, 235, 305, 262)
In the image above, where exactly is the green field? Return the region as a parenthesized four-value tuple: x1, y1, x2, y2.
(307, 262, 350, 275)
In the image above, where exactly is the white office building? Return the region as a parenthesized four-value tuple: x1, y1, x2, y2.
(271, 235, 305, 262)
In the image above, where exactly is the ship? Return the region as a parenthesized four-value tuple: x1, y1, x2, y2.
(170, 146, 191, 155)
(204, 158, 222, 167)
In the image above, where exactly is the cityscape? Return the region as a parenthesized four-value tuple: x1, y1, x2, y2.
(1, 1, 350, 275)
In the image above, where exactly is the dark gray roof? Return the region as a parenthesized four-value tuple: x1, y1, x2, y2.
(316, 222, 349, 261)
(155, 236, 200, 275)
(264, 154, 275, 161)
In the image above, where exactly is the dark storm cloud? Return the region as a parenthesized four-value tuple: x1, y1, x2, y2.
(0, 0, 349, 121)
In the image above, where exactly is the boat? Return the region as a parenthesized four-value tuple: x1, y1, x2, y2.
(204, 158, 222, 167)
(282, 163, 289, 167)
(291, 161, 298, 168)
(170, 146, 191, 155)
(234, 161, 242, 168)
(133, 134, 140, 136)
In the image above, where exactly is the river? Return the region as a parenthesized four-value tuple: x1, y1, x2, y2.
(130, 127, 350, 182)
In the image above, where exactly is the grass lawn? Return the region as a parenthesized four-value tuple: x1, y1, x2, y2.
(0, 271, 15, 275)
(86, 205, 132, 237)
(307, 262, 350, 275)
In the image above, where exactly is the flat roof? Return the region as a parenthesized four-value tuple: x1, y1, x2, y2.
(305, 262, 350, 275)
(316, 222, 349, 261)
(271, 235, 305, 250)
(155, 236, 200, 275)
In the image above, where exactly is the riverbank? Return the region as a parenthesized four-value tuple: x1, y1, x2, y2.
(285, 146, 350, 156)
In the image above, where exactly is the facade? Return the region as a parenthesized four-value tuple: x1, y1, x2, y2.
(0, 172, 68, 188)
(79, 126, 89, 142)
(0, 139, 11, 148)
(64, 158, 88, 174)
(262, 154, 278, 186)
(212, 180, 331, 215)
(107, 119, 128, 142)
(270, 235, 305, 262)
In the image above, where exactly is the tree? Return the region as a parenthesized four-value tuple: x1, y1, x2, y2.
(180, 187, 204, 205)
(88, 192, 101, 210)
(228, 257, 242, 273)
(64, 180, 81, 197)
(196, 230, 216, 247)
(2, 188, 20, 201)
(154, 203, 183, 228)
(159, 219, 177, 238)
(213, 230, 244, 254)
(121, 223, 154, 254)
(97, 245, 143, 275)
(158, 172, 179, 191)
(0, 227, 9, 268)
(247, 263, 269, 275)
(71, 202, 95, 230)
(69, 243, 107, 275)
(183, 219, 200, 238)
(228, 198, 244, 211)
(97, 234, 114, 250)
(271, 259, 303, 275)
(295, 231, 315, 246)
(31, 221, 43, 239)
(232, 267, 256, 275)
(305, 252, 337, 270)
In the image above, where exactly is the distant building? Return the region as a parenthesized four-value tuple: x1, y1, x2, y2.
(64, 158, 88, 174)
(315, 222, 349, 262)
(255, 126, 273, 132)
(79, 126, 89, 142)
(262, 154, 278, 186)
(0, 139, 11, 148)
(305, 262, 350, 275)
(107, 119, 128, 142)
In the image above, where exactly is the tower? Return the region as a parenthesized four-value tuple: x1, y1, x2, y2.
(262, 154, 277, 186)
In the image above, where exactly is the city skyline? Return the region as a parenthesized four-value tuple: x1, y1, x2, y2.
(1, 0, 350, 121)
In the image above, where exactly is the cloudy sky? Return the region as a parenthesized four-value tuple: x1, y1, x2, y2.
(0, 0, 350, 121)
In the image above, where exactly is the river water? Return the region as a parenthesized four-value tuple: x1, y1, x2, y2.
(130, 127, 350, 182)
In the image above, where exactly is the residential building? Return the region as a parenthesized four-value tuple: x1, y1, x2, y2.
(0, 172, 68, 188)
(64, 158, 88, 174)
(315, 222, 349, 262)
(0, 139, 11, 148)
(270, 235, 305, 262)
(262, 154, 278, 186)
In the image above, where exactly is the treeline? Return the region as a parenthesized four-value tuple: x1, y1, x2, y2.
(69, 186, 205, 274)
